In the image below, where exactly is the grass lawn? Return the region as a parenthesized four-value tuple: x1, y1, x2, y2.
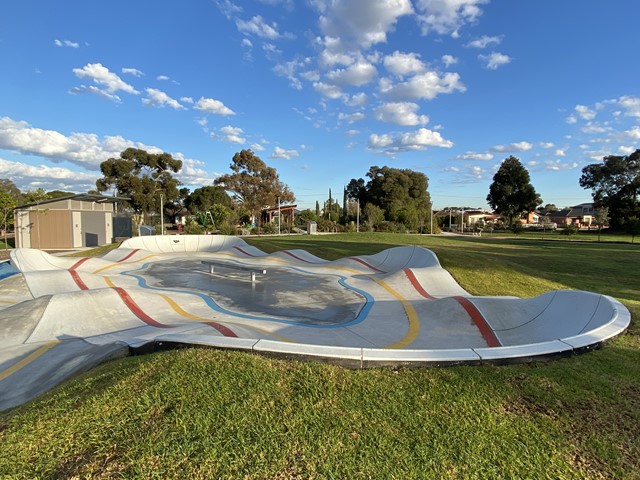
(0, 233, 638, 479)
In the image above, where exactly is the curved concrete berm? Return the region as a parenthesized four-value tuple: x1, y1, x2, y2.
(1, 235, 630, 410)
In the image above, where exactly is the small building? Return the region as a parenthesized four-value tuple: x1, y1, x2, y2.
(14, 194, 128, 249)
(261, 204, 297, 227)
(549, 203, 598, 228)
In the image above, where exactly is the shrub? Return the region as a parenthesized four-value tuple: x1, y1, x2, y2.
(561, 223, 579, 236)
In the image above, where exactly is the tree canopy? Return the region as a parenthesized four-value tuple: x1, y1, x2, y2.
(579, 149, 640, 230)
(487, 156, 541, 225)
(95, 148, 183, 217)
(184, 186, 232, 214)
(347, 166, 432, 231)
(214, 149, 294, 225)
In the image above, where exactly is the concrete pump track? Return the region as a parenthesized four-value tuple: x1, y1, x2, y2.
(0, 235, 630, 410)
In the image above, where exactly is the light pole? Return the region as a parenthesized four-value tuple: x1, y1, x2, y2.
(277, 197, 281, 235)
(159, 193, 164, 235)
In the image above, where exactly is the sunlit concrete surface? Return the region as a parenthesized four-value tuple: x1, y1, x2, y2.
(0, 235, 630, 410)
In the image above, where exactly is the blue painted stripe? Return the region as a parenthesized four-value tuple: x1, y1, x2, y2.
(119, 261, 373, 329)
(0, 260, 18, 281)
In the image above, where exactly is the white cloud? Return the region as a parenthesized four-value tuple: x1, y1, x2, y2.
(0, 116, 160, 169)
(441, 54, 458, 67)
(539, 142, 555, 148)
(625, 126, 640, 140)
(142, 88, 185, 110)
(373, 102, 429, 126)
(318, 0, 414, 50)
(313, 81, 345, 99)
(565, 115, 577, 124)
(490, 141, 533, 153)
(383, 51, 426, 77)
(180, 96, 194, 104)
(379, 70, 465, 100)
(618, 145, 635, 155)
(218, 125, 245, 144)
(71, 63, 139, 101)
(479, 52, 511, 70)
(326, 61, 377, 87)
(173, 154, 220, 186)
(122, 67, 144, 77)
(194, 97, 235, 115)
(455, 151, 493, 161)
(271, 146, 300, 159)
(273, 59, 306, 90)
(554, 149, 566, 157)
(251, 143, 266, 151)
(543, 160, 579, 171)
(466, 35, 501, 48)
(157, 75, 170, 81)
(54, 39, 79, 48)
(236, 15, 283, 39)
(617, 95, 640, 118)
(575, 104, 596, 120)
(344, 92, 368, 107)
(414, 0, 488, 36)
(368, 127, 453, 153)
(338, 112, 366, 123)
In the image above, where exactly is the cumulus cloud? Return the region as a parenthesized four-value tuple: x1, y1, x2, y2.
(455, 151, 493, 161)
(236, 15, 286, 39)
(142, 88, 185, 110)
(490, 141, 533, 153)
(172, 154, 220, 186)
(575, 104, 596, 120)
(617, 95, 640, 118)
(0, 157, 98, 192)
(71, 63, 139, 101)
(271, 146, 300, 159)
(368, 127, 453, 154)
(383, 51, 426, 77)
(54, 39, 79, 48)
(479, 52, 511, 69)
(0, 116, 160, 169)
(441, 54, 458, 67)
(338, 112, 366, 123)
(466, 34, 502, 48)
(373, 102, 429, 126)
(318, 0, 414, 50)
(379, 70, 465, 100)
(122, 67, 144, 77)
(313, 81, 345, 99)
(194, 97, 235, 115)
(218, 125, 246, 144)
(415, 0, 488, 37)
(326, 60, 377, 87)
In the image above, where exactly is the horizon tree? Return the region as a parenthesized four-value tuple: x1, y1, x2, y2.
(214, 149, 294, 228)
(579, 148, 640, 230)
(96, 148, 183, 225)
(487, 156, 542, 226)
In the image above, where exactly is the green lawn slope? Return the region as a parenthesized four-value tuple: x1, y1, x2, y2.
(0, 233, 638, 479)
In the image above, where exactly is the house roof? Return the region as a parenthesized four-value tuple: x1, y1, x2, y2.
(14, 194, 130, 210)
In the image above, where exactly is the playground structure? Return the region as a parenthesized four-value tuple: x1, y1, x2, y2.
(0, 235, 630, 411)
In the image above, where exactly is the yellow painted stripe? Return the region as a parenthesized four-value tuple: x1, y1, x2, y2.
(371, 277, 420, 349)
(103, 277, 116, 288)
(157, 294, 293, 343)
(92, 254, 157, 274)
(0, 340, 60, 382)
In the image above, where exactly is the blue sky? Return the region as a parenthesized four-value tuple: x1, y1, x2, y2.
(1, 0, 639, 211)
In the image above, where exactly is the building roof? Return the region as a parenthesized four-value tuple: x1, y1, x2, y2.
(14, 194, 130, 210)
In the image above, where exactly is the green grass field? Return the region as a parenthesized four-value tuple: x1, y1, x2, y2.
(0, 233, 638, 479)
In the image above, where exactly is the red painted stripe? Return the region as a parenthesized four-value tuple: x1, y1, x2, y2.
(452, 296, 501, 348)
(203, 321, 238, 337)
(349, 257, 385, 273)
(117, 248, 140, 262)
(69, 270, 89, 290)
(234, 246, 256, 257)
(69, 257, 90, 271)
(112, 287, 172, 328)
(402, 268, 501, 347)
(283, 250, 316, 263)
(403, 268, 435, 299)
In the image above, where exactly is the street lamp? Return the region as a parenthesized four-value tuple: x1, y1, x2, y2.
(159, 193, 164, 235)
